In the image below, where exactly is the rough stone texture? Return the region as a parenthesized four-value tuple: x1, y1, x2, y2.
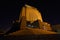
(8, 28, 57, 36)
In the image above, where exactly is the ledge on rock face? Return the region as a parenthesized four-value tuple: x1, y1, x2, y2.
(8, 28, 57, 36)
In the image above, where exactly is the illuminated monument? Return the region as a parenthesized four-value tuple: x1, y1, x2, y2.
(9, 4, 57, 36)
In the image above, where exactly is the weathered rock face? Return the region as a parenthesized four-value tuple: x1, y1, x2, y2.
(19, 4, 43, 23)
(8, 4, 57, 36)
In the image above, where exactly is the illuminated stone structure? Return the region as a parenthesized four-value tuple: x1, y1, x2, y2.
(19, 4, 52, 31)
(9, 4, 57, 36)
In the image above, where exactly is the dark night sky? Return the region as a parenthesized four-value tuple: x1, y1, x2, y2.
(0, 0, 60, 28)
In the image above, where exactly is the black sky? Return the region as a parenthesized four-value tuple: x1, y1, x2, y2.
(0, 0, 60, 27)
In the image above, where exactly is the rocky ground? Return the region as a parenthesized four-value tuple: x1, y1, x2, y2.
(0, 34, 60, 40)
